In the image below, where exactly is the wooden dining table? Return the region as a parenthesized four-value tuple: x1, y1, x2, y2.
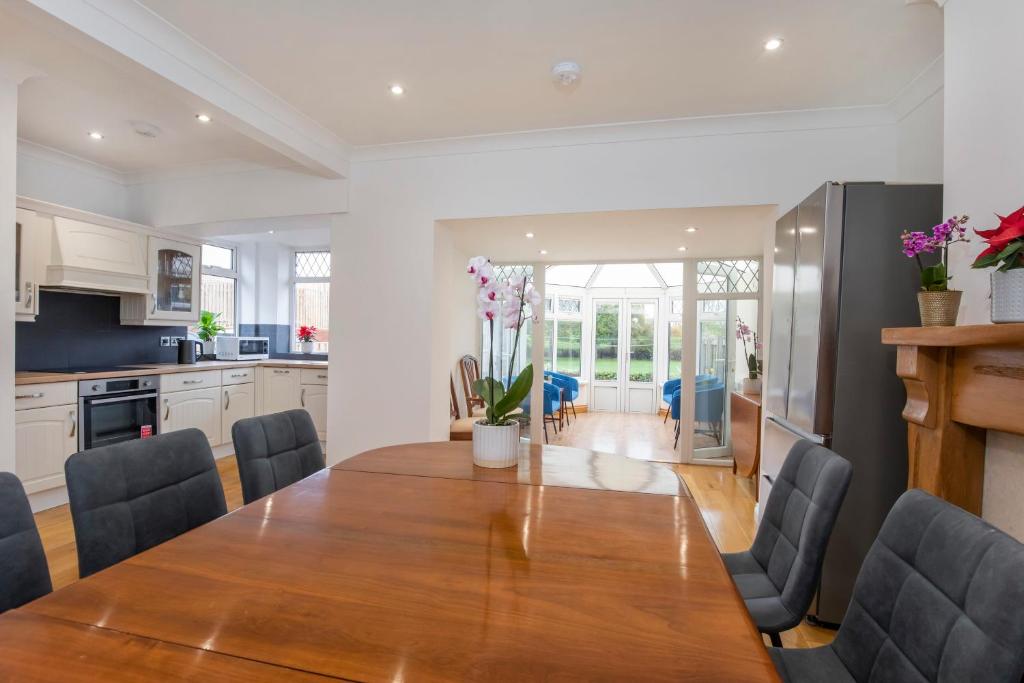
(0, 441, 779, 682)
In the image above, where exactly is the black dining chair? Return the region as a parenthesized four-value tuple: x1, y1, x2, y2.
(0, 473, 52, 612)
(723, 440, 853, 647)
(231, 409, 326, 505)
(770, 489, 1024, 683)
(65, 429, 228, 578)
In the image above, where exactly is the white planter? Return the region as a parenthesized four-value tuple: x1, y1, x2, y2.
(299, 341, 316, 354)
(741, 377, 762, 395)
(991, 269, 1024, 323)
(472, 420, 520, 468)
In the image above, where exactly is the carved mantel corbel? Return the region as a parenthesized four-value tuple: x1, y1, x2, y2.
(882, 323, 1024, 515)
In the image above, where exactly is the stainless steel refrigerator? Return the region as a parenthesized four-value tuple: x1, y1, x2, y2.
(762, 181, 942, 625)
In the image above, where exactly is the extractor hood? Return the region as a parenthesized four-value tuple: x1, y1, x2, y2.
(43, 216, 150, 295)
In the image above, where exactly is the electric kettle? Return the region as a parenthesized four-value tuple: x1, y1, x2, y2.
(177, 339, 203, 364)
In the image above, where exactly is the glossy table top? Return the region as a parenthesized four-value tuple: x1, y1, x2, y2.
(6, 442, 779, 682)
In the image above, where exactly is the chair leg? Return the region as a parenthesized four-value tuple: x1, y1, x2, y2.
(663, 408, 669, 424)
(543, 419, 548, 444)
(570, 400, 577, 419)
(768, 632, 783, 648)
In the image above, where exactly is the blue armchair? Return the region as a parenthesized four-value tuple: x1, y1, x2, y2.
(520, 380, 562, 443)
(545, 371, 579, 426)
(662, 378, 682, 423)
(695, 379, 726, 443)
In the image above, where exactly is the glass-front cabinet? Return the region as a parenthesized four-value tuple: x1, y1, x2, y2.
(147, 237, 201, 322)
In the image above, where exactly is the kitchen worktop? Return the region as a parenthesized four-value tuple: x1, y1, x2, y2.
(16, 359, 329, 385)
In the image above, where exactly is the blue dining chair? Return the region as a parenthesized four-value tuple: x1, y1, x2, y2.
(662, 378, 682, 423)
(695, 379, 726, 443)
(521, 381, 561, 443)
(545, 371, 579, 426)
(670, 388, 682, 447)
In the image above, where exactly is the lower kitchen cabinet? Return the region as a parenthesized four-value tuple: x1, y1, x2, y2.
(261, 367, 301, 415)
(15, 404, 78, 495)
(300, 383, 328, 440)
(222, 383, 256, 442)
(162, 386, 222, 446)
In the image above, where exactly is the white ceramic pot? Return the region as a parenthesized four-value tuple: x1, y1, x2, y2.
(991, 269, 1024, 323)
(472, 420, 520, 468)
(299, 341, 315, 354)
(741, 377, 762, 395)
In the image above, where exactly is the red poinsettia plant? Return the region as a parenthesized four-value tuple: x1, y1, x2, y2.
(973, 204, 1024, 272)
(296, 325, 318, 343)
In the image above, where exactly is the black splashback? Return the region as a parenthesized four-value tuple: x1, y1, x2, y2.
(16, 291, 186, 371)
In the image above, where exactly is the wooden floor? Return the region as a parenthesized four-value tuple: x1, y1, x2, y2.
(549, 410, 720, 456)
(33, 442, 833, 650)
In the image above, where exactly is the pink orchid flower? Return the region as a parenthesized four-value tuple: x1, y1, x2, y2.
(477, 299, 499, 322)
(467, 256, 489, 276)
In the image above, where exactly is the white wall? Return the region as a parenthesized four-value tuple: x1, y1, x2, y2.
(0, 81, 19, 474)
(943, 0, 1024, 540)
(16, 141, 129, 219)
(329, 106, 944, 461)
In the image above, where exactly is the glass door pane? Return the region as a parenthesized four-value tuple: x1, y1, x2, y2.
(156, 248, 194, 314)
(591, 301, 621, 412)
(628, 302, 655, 383)
(694, 299, 727, 450)
(555, 320, 582, 377)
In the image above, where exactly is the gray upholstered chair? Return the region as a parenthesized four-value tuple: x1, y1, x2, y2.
(723, 440, 853, 646)
(771, 489, 1024, 683)
(0, 473, 52, 612)
(65, 429, 227, 578)
(231, 409, 325, 505)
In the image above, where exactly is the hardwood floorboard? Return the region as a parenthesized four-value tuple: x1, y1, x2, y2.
(33, 439, 833, 650)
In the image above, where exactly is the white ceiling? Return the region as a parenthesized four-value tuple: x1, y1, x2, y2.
(2, 3, 293, 173)
(442, 206, 774, 264)
(136, 0, 943, 146)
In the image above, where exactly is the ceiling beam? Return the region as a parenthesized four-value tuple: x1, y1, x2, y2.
(25, 0, 350, 179)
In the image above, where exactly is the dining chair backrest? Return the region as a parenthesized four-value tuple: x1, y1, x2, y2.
(546, 372, 579, 401)
(829, 489, 1024, 682)
(450, 374, 460, 419)
(0, 473, 52, 612)
(65, 428, 228, 578)
(458, 355, 485, 414)
(232, 409, 326, 504)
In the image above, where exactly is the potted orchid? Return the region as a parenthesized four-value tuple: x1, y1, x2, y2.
(900, 216, 970, 326)
(972, 204, 1024, 323)
(467, 256, 541, 468)
(297, 325, 318, 354)
(735, 316, 762, 394)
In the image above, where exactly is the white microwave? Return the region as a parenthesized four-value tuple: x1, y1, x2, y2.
(215, 336, 270, 360)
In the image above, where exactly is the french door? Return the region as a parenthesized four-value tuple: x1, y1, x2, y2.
(590, 298, 658, 413)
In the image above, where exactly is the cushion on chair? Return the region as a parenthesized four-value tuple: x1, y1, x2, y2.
(66, 429, 227, 578)
(770, 489, 1024, 683)
(724, 440, 852, 635)
(0, 473, 52, 612)
(232, 409, 326, 505)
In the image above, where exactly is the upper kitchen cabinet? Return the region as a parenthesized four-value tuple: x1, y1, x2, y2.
(120, 237, 202, 325)
(46, 216, 149, 294)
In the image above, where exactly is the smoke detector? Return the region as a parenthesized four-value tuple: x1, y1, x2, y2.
(130, 121, 162, 139)
(551, 61, 582, 88)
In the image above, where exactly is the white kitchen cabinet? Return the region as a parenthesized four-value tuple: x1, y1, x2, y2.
(48, 216, 149, 294)
(121, 236, 202, 325)
(261, 367, 302, 415)
(15, 208, 42, 322)
(15, 404, 78, 495)
(162, 386, 222, 446)
(300, 383, 328, 440)
(222, 383, 256, 442)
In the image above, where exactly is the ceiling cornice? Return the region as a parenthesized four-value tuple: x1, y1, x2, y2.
(23, 0, 350, 179)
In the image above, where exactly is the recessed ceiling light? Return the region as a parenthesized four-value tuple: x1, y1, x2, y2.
(267, 230, 275, 234)
(764, 37, 783, 51)
(539, 249, 548, 255)
(390, 84, 405, 96)
(195, 113, 212, 123)
(88, 131, 104, 140)
(685, 226, 698, 233)
(677, 246, 688, 252)
(525, 232, 535, 239)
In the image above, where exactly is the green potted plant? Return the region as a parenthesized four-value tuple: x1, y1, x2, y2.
(972, 204, 1024, 323)
(900, 216, 970, 326)
(194, 310, 225, 357)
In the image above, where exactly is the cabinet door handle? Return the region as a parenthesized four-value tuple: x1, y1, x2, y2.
(164, 399, 170, 421)
(224, 389, 230, 411)
(300, 387, 306, 408)
(273, 369, 289, 375)
(25, 282, 33, 308)
(151, 293, 157, 314)
(16, 392, 44, 400)
(69, 410, 76, 438)
(183, 379, 203, 385)
(229, 373, 247, 378)
(317, 374, 327, 379)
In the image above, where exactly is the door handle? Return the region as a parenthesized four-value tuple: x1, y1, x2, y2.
(300, 387, 306, 408)
(69, 410, 76, 438)
(224, 389, 230, 411)
(16, 392, 44, 400)
(25, 282, 33, 308)
(762, 474, 774, 485)
(317, 374, 327, 379)
(183, 379, 204, 385)
(151, 293, 157, 314)
(163, 398, 170, 421)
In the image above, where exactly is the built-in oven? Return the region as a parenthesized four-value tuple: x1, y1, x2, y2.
(78, 375, 161, 451)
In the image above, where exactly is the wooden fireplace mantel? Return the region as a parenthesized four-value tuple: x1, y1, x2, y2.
(881, 323, 1024, 514)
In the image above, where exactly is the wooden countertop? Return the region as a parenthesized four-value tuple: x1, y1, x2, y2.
(881, 322, 1024, 347)
(15, 359, 328, 385)
(731, 390, 762, 407)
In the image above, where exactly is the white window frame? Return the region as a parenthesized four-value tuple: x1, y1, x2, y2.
(200, 242, 239, 335)
(550, 293, 584, 378)
(291, 248, 331, 353)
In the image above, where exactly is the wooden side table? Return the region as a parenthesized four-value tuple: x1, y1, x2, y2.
(731, 391, 762, 497)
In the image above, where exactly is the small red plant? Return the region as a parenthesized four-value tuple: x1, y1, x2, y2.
(973, 205, 1024, 272)
(296, 325, 318, 342)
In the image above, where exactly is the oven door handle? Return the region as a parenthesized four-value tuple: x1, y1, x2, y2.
(85, 392, 159, 406)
